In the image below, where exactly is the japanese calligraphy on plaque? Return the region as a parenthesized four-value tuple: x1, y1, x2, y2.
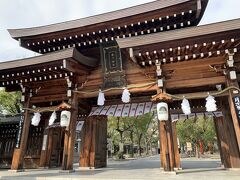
(100, 42, 126, 88)
(15, 115, 24, 148)
(233, 96, 240, 126)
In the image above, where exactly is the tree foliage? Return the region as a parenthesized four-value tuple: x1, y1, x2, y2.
(107, 113, 158, 158)
(0, 89, 22, 115)
(133, 113, 154, 156)
(176, 116, 216, 152)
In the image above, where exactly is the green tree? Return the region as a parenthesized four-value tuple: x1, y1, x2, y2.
(107, 113, 157, 158)
(0, 89, 22, 115)
(133, 113, 154, 156)
(108, 116, 134, 159)
(144, 116, 158, 155)
(176, 116, 217, 156)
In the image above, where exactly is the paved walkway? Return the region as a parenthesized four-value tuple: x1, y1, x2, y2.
(0, 155, 239, 180)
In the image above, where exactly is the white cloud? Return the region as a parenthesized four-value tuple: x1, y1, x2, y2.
(0, 0, 239, 62)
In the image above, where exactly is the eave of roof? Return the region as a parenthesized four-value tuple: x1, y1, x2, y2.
(8, 0, 206, 39)
(116, 18, 240, 49)
(0, 48, 98, 71)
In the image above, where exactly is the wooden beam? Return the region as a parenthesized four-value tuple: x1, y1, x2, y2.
(63, 59, 89, 75)
(196, 0, 202, 19)
(166, 76, 226, 89)
(170, 107, 205, 114)
(129, 48, 137, 63)
(30, 94, 69, 103)
(24, 78, 67, 89)
(172, 90, 228, 100)
(104, 95, 153, 106)
(76, 84, 157, 98)
(162, 56, 225, 71)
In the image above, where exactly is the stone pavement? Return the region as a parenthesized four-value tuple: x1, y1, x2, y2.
(0, 155, 239, 180)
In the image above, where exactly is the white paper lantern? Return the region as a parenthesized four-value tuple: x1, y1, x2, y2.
(60, 111, 71, 127)
(157, 102, 169, 121)
(31, 112, 41, 126)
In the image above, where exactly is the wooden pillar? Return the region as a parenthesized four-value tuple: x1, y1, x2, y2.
(11, 90, 31, 170)
(159, 117, 175, 171)
(213, 116, 231, 168)
(39, 118, 50, 167)
(62, 128, 70, 169)
(171, 121, 181, 169)
(166, 119, 175, 171)
(222, 99, 240, 168)
(80, 115, 107, 168)
(153, 87, 175, 171)
(159, 121, 167, 170)
(226, 53, 240, 152)
(66, 92, 79, 170)
(62, 92, 79, 170)
(226, 81, 240, 153)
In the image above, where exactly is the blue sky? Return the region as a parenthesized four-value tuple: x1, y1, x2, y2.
(0, 0, 240, 62)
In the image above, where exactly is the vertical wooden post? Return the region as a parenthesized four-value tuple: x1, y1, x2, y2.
(39, 118, 50, 167)
(166, 119, 175, 171)
(213, 116, 231, 168)
(154, 87, 175, 171)
(226, 80, 240, 153)
(159, 121, 168, 170)
(11, 90, 31, 170)
(46, 129, 54, 167)
(62, 92, 79, 170)
(226, 53, 240, 152)
(158, 120, 164, 168)
(159, 116, 175, 171)
(89, 118, 97, 168)
(80, 117, 92, 167)
(62, 129, 70, 169)
(80, 115, 107, 168)
(66, 92, 79, 170)
(222, 99, 240, 168)
(171, 121, 181, 169)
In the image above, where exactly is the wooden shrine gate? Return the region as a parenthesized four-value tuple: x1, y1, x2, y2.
(0, 0, 240, 172)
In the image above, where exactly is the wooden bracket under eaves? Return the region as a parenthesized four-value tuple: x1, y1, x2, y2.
(151, 92, 172, 102)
